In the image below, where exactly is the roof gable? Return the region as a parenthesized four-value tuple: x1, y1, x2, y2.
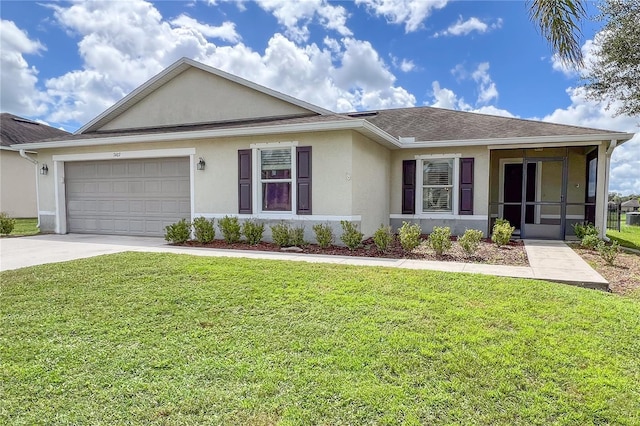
(80, 58, 331, 134)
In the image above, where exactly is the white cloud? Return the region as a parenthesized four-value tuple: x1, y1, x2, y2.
(471, 62, 498, 104)
(251, 0, 352, 42)
(170, 15, 240, 43)
(355, 0, 448, 33)
(429, 81, 513, 118)
(434, 16, 501, 37)
(0, 20, 49, 116)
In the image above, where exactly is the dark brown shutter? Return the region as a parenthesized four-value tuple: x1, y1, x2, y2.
(238, 149, 252, 214)
(402, 160, 416, 214)
(459, 157, 474, 215)
(296, 146, 312, 215)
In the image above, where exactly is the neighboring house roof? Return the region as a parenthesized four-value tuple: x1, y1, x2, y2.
(621, 199, 640, 208)
(1, 113, 69, 149)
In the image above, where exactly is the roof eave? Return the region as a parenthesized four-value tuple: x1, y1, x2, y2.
(405, 133, 635, 149)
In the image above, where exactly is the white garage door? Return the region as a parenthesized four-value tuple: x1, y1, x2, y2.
(65, 158, 190, 236)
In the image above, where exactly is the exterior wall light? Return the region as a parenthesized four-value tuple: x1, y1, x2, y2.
(40, 163, 49, 175)
(197, 157, 206, 171)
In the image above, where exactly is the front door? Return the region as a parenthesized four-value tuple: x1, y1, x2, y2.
(503, 162, 536, 234)
(521, 157, 567, 239)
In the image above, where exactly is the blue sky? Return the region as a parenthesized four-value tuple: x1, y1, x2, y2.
(1, 0, 638, 194)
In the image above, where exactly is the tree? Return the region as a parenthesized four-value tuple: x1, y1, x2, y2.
(583, 0, 640, 116)
(528, 0, 588, 67)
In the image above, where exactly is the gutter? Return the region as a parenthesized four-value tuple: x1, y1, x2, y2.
(19, 150, 41, 227)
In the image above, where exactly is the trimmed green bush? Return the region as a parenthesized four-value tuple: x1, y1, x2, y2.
(217, 216, 241, 243)
(271, 223, 291, 247)
(289, 226, 306, 247)
(313, 223, 334, 248)
(373, 225, 394, 252)
(458, 228, 484, 256)
(398, 221, 422, 252)
(340, 221, 363, 251)
(192, 217, 215, 244)
(242, 220, 264, 245)
(164, 219, 191, 244)
(573, 222, 599, 239)
(428, 226, 452, 256)
(581, 234, 601, 250)
(597, 241, 620, 265)
(492, 219, 515, 247)
(0, 212, 16, 235)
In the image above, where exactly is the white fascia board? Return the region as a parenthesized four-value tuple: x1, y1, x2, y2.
(16, 119, 399, 150)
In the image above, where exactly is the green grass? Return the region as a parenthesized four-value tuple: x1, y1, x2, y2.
(607, 221, 640, 250)
(8, 218, 39, 236)
(2, 253, 639, 425)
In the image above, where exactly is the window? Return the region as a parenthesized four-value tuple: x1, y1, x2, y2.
(422, 158, 454, 213)
(260, 148, 292, 211)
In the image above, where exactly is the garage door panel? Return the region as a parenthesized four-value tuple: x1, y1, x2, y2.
(65, 158, 190, 236)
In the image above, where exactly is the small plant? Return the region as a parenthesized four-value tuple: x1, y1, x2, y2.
(289, 226, 307, 247)
(597, 241, 620, 265)
(458, 228, 484, 256)
(340, 220, 363, 251)
(242, 220, 264, 245)
(217, 215, 241, 243)
(492, 219, 515, 247)
(573, 222, 599, 239)
(192, 217, 215, 244)
(581, 234, 601, 250)
(164, 218, 191, 244)
(0, 212, 16, 235)
(271, 222, 291, 247)
(428, 226, 452, 256)
(398, 221, 422, 252)
(313, 223, 334, 248)
(373, 225, 394, 252)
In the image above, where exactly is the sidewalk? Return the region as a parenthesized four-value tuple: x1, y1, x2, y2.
(0, 234, 608, 290)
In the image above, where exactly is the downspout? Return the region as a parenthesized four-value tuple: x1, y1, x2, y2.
(602, 139, 618, 239)
(19, 149, 41, 227)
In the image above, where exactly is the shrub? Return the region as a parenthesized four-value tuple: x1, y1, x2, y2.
(573, 222, 599, 239)
(428, 226, 452, 256)
(373, 225, 394, 252)
(597, 241, 620, 265)
(271, 223, 291, 247)
(458, 228, 484, 256)
(192, 217, 215, 244)
(492, 219, 515, 247)
(398, 221, 422, 252)
(313, 223, 334, 248)
(217, 216, 241, 243)
(0, 212, 16, 235)
(289, 226, 307, 247)
(581, 234, 601, 250)
(340, 220, 363, 251)
(242, 220, 264, 245)
(164, 218, 191, 244)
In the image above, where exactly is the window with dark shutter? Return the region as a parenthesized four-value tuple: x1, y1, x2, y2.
(402, 160, 416, 214)
(238, 149, 252, 214)
(296, 146, 312, 215)
(459, 157, 474, 215)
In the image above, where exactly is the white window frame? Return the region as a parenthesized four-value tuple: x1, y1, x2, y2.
(251, 141, 298, 215)
(416, 154, 461, 216)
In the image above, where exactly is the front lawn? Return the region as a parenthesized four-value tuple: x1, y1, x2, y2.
(8, 218, 39, 236)
(2, 253, 639, 424)
(607, 223, 640, 250)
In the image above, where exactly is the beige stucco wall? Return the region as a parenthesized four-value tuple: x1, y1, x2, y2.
(0, 149, 37, 217)
(351, 132, 390, 236)
(100, 68, 312, 131)
(389, 145, 490, 216)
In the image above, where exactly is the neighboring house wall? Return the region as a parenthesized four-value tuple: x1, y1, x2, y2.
(389, 146, 489, 235)
(0, 149, 37, 217)
(100, 67, 312, 131)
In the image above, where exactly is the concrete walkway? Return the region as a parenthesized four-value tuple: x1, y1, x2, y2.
(0, 234, 608, 289)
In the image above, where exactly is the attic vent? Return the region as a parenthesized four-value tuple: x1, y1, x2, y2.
(399, 137, 416, 143)
(347, 111, 378, 117)
(12, 117, 40, 125)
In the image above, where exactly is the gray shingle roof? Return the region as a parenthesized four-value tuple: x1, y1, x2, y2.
(621, 199, 640, 208)
(1, 113, 70, 147)
(357, 106, 620, 141)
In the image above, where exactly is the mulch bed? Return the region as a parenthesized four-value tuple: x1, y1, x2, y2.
(571, 245, 640, 296)
(183, 237, 529, 266)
